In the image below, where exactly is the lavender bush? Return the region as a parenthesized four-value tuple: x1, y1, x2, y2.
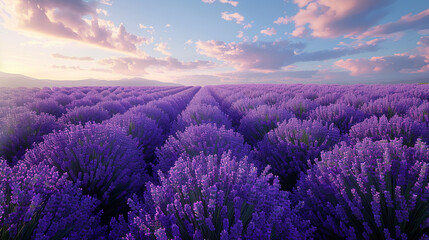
(0, 109, 62, 164)
(238, 105, 295, 146)
(309, 103, 365, 134)
(349, 115, 429, 146)
(117, 152, 314, 239)
(294, 138, 429, 239)
(156, 124, 251, 174)
(107, 112, 165, 161)
(173, 104, 232, 133)
(256, 118, 341, 190)
(60, 105, 110, 125)
(24, 122, 150, 221)
(0, 160, 105, 239)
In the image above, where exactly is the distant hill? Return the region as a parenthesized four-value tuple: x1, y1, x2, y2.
(0, 72, 181, 88)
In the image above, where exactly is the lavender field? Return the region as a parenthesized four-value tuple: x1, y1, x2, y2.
(1, 84, 429, 239)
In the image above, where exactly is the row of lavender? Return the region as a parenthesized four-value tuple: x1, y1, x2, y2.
(1, 84, 429, 239)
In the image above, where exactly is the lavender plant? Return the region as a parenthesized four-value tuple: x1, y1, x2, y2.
(120, 153, 314, 239)
(309, 103, 365, 134)
(238, 105, 295, 146)
(294, 138, 429, 239)
(59, 105, 110, 125)
(155, 124, 251, 173)
(349, 115, 429, 146)
(0, 109, 62, 164)
(0, 160, 105, 239)
(24, 122, 150, 222)
(173, 104, 232, 133)
(282, 97, 319, 119)
(107, 112, 165, 161)
(256, 118, 341, 190)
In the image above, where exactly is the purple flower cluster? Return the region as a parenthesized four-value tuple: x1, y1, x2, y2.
(309, 103, 365, 134)
(156, 124, 251, 173)
(24, 122, 150, 221)
(294, 138, 429, 239)
(119, 152, 313, 239)
(0, 109, 63, 164)
(0, 159, 105, 239)
(238, 105, 295, 146)
(59, 105, 111, 125)
(349, 115, 429, 146)
(256, 118, 341, 190)
(106, 111, 165, 161)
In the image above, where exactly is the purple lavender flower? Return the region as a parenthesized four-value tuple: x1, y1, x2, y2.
(27, 98, 66, 118)
(129, 105, 171, 132)
(24, 122, 150, 222)
(173, 104, 232, 133)
(0, 109, 63, 164)
(59, 105, 110, 125)
(282, 97, 320, 119)
(0, 159, 105, 239)
(238, 105, 295, 146)
(349, 115, 429, 146)
(407, 100, 429, 123)
(256, 118, 341, 190)
(309, 103, 365, 134)
(121, 153, 313, 239)
(106, 111, 165, 161)
(360, 95, 422, 119)
(155, 124, 251, 174)
(294, 138, 429, 239)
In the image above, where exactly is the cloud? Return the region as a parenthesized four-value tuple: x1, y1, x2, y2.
(274, 16, 291, 25)
(219, 0, 239, 7)
(195, 39, 381, 71)
(290, 0, 393, 38)
(100, 0, 112, 6)
(165, 24, 171, 28)
(139, 24, 155, 34)
(359, 9, 429, 38)
(243, 23, 252, 29)
(51, 64, 111, 73)
(237, 31, 244, 38)
(260, 27, 277, 36)
(336, 54, 428, 76)
(52, 53, 94, 61)
(0, 0, 148, 55)
(52, 65, 83, 71)
(221, 12, 244, 24)
(96, 8, 108, 16)
(291, 26, 310, 37)
(99, 56, 215, 75)
(154, 42, 171, 56)
(201, 0, 238, 6)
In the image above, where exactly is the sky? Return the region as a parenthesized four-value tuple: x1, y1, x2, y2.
(0, 0, 428, 85)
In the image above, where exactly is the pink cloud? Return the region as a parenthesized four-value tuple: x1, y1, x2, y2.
(195, 39, 379, 71)
(154, 42, 171, 56)
(274, 16, 291, 25)
(202, 0, 238, 6)
(52, 53, 94, 61)
(221, 12, 244, 24)
(1, 0, 148, 55)
(336, 54, 428, 76)
(99, 56, 215, 75)
(260, 27, 277, 36)
(219, 0, 239, 7)
(291, 0, 393, 38)
(359, 9, 429, 38)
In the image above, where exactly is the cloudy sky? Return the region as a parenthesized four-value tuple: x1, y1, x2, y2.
(0, 0, 428, 85)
